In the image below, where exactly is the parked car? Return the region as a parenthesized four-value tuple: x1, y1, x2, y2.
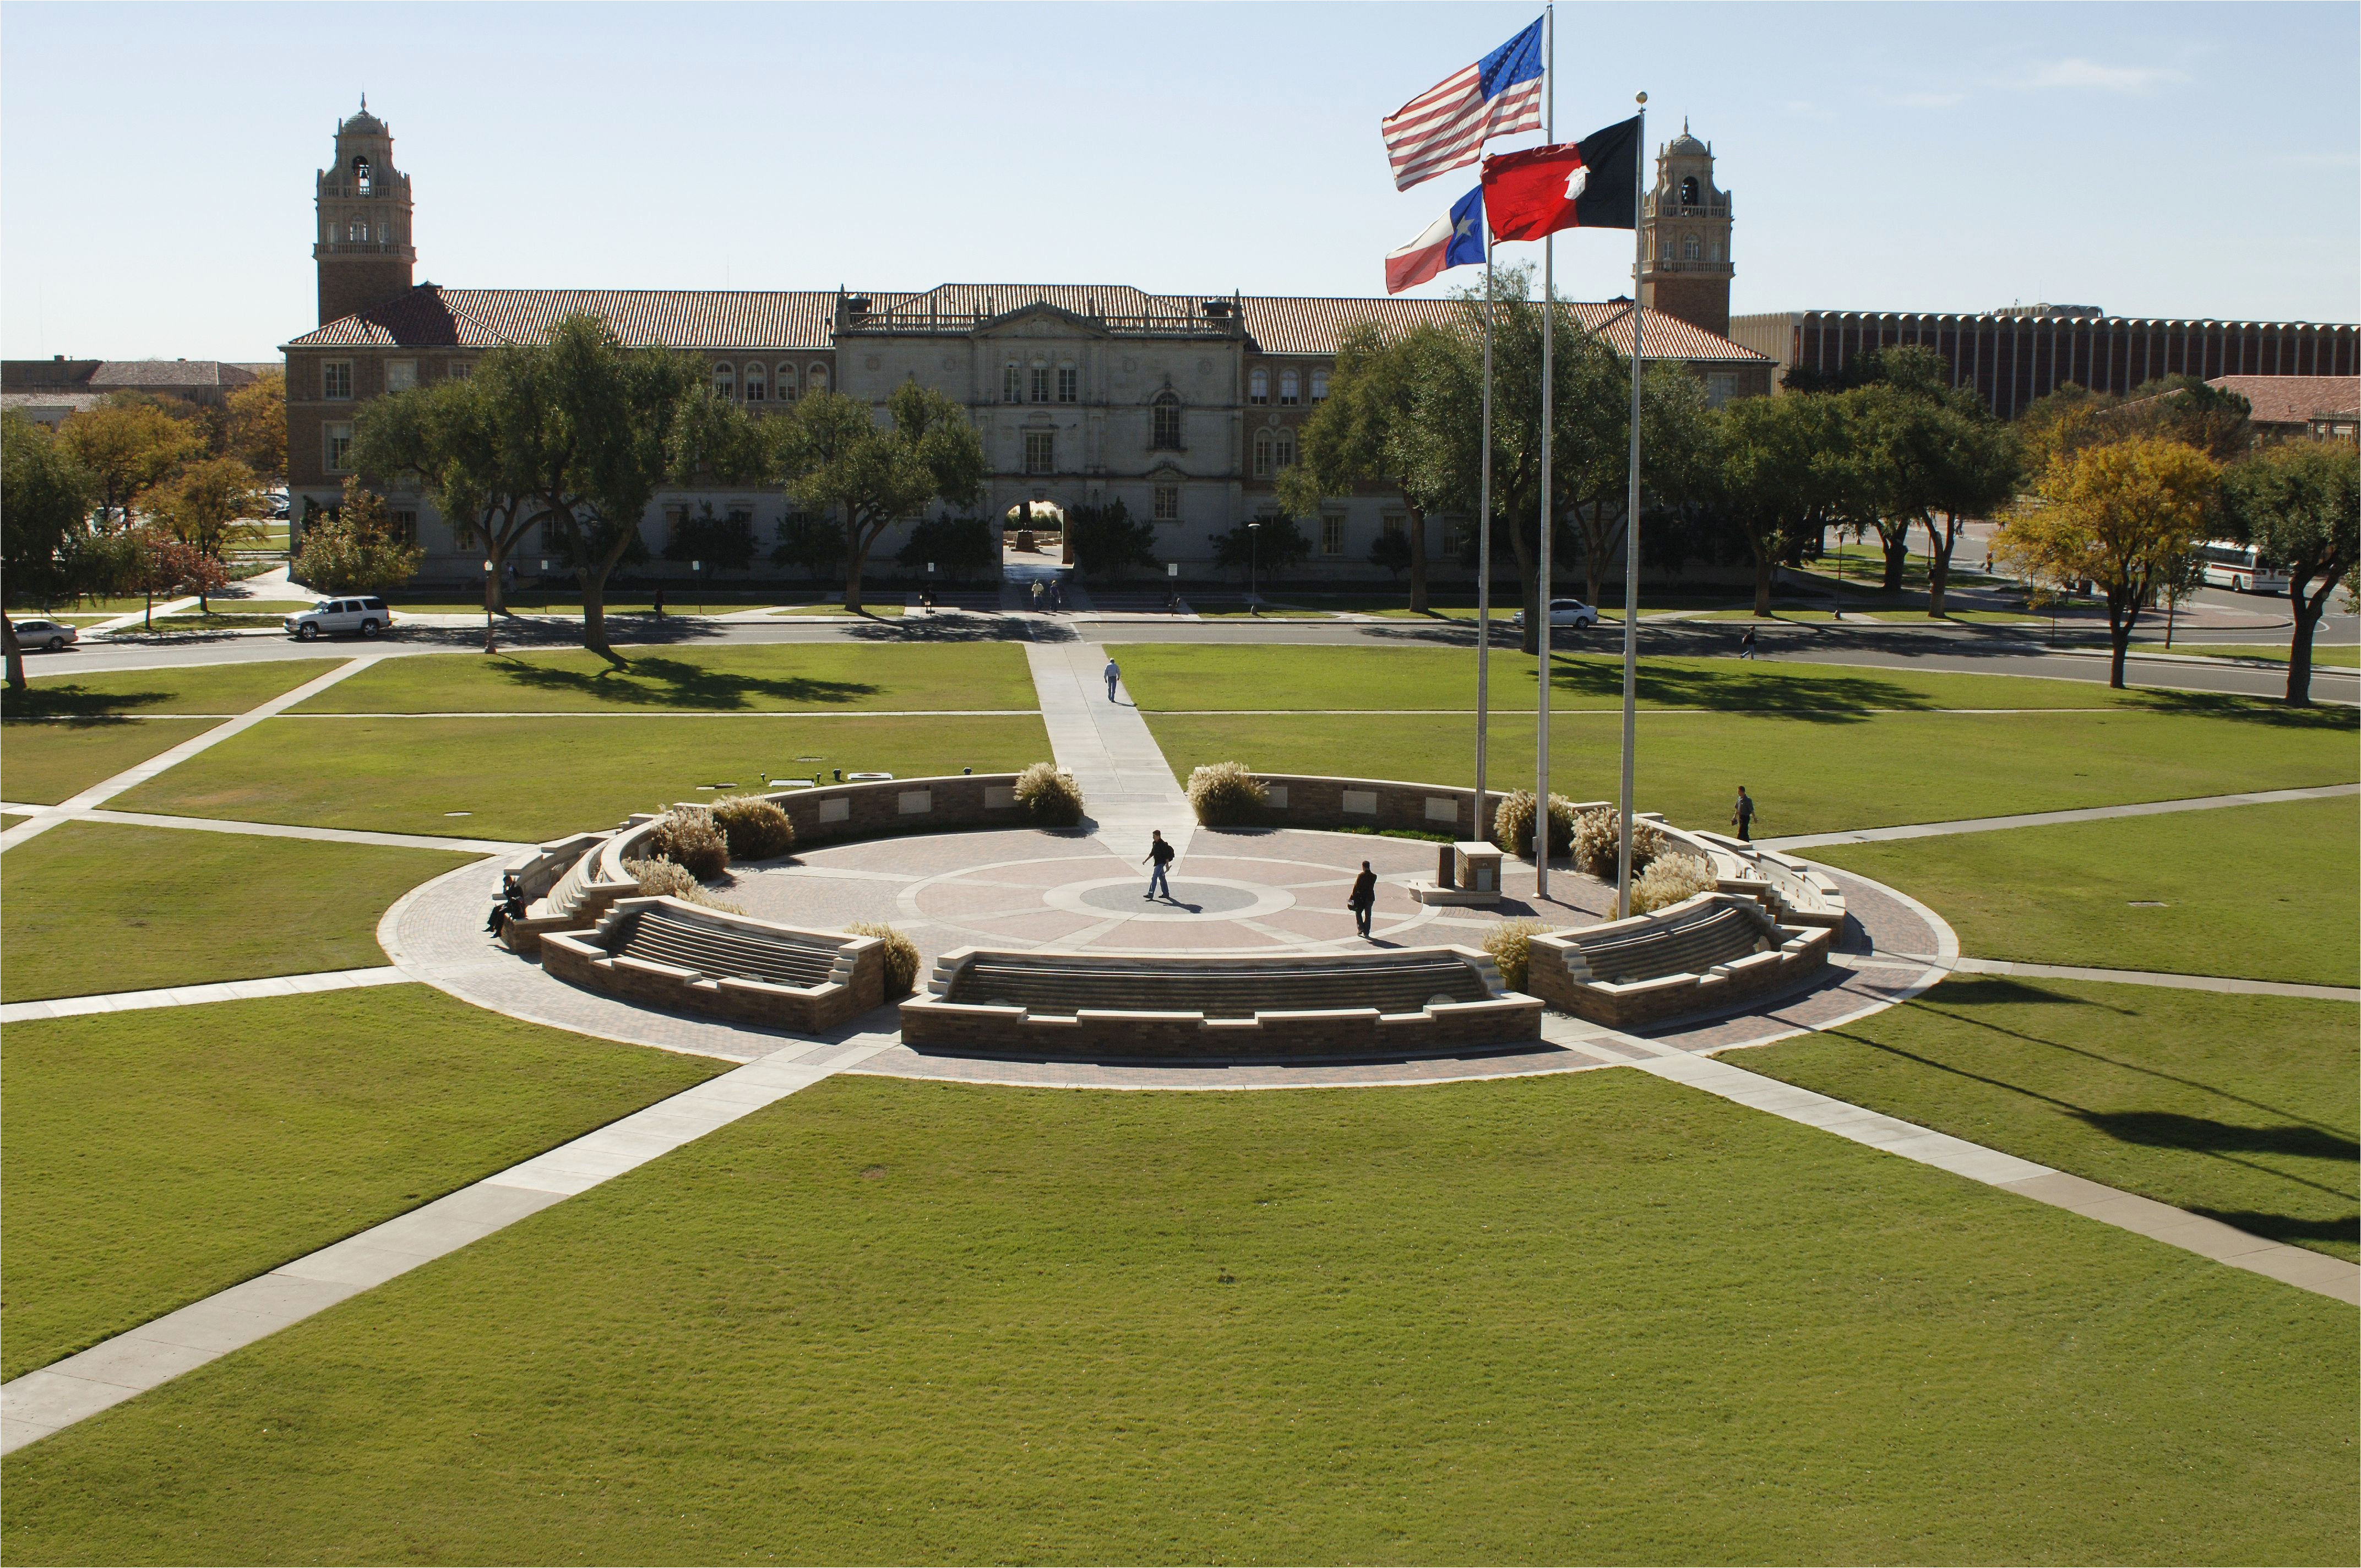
(285, 597, 393, 640)
(1511, 597, 1601, 629)
(12, 618, 79, 651)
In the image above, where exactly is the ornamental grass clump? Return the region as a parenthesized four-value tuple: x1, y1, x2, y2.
(847, 921, 921, 997)
(1630, 852, 1718, 914)
(712, 796, 796, 861)
(1480, 918, 1551, 993)
(1186, 761, 1267, 827)
(646, 805, 731, 880)
(1013, 761, 1085, 827)
(623, 857, 744, 913)
(1492, 790, 1575, 859)
(1573, 807, 1666, 880)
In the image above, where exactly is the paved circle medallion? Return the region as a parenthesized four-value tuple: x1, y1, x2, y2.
(1053, 876, 1291, 921)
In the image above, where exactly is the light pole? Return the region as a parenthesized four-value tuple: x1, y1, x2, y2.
(1247, 521, 1261, 616)
(482, 559, 496, 654)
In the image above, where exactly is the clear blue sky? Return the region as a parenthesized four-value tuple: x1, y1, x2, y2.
(4, 1, 2354, 360)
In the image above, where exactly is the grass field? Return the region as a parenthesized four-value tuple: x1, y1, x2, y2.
(119, 714, 1057, 841)
(2135, 641, 2361, 669)
(1809, 796, 2360, 986)
(1143, 707, 2360, 837)
(0, 986, 722, 1381)
(0, 822, 471, 1001)
(292, 643, 1031, 714)
(770, 602, 906, 617)
(0, 717, 216, 804)
(5, 657, 339, 717)
(4, 1069, 2352, 1565)
(146, 612, 290, 629)
(1743, 977, 2358, 1260)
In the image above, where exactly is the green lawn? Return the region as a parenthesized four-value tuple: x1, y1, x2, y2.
(146, 612, 290, 629)
(0, 823, 472, 1002)
(0, 986, 722, 1381)
(769, 602, 905, 617)
(1744, 977, 2358, 1260)
(1109, 645, 2213, 714)
(120, 714, 1056, 841)
(292, 644, 1032, 714)
(0, 717, 216, 804)
(1809, 796, 2360, 986)
(5, 1069, 2352, 1564)
(5, 657, 341, 718)
(1144, 707, 2359, 839)
(2136, 642, 2361, 669)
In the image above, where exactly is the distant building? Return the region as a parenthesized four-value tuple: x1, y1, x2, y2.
(0, 355, 268, 426)
(1728, 308, 2358, 417)
(2204, 375, 2361, 443)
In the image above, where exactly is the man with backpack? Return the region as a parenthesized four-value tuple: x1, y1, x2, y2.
(1144, 829, 1174, 900)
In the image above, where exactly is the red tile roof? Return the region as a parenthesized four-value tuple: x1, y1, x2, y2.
(2207, 374, 2361, 425)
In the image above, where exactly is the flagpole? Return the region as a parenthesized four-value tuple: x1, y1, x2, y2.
(1476, 244, 1494, 841)
(1615, 94, 1647, 918)
(1533, 0, 1554, 901)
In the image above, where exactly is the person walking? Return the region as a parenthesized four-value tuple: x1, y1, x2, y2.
(1732, 785, 1757, 842)
(1347, 860, 1379, 938)
(1030, 579, 1045, 611)
(1103, 656, 1122, 703)
(1144, 829, 1174, 900)
(1738, 625, 1756, 660)
(651, 586, 665, 618)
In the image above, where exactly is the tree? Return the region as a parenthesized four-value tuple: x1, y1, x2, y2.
(292, 478, 426, 595)
(773, 382, 984, 615)
(895, 513, 996, 586)
(1211, 514, 1310, 586)
(223, 371, 288, 480)
(1713, 392, 1841, 617)
(148, 456, 269, 609)
(2, 412, 99, 689)
(1992, 437, 2221, 689)
(772, 512, 845, 581)
(351, 374, 537, 616)
(55, 400, 198, 533)
(2108, 375, 2253, 462)
(1064, 499, 1158, 583)
(662, 503, 759, 573)
(122, 526, 228, 629)
(1367, 527, 1413, 580)
(1840, 372, 2021, 613)
(2221, 440, 2360, 705)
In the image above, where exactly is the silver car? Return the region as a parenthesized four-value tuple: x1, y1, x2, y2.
(12, 618, 79, 651)
(1511, 597, 1601, 629)
(285, 596, 393, 640)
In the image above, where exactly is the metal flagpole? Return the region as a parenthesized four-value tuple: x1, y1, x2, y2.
(1534, 0, 1554, 900)
(1476, 244, 1494, 840)
(1615, 94, 1647, 918)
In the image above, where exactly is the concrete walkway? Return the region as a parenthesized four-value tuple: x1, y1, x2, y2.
(83, 596, 199, 635)
(1764, 782, 2359, 852)
(1025, 637, 1197, 861)
(0, 1032, 894, 1455)
(0, 966, 410, 1025)
(1935, 955, 2361, 1003)
(0, 655, 387, 854)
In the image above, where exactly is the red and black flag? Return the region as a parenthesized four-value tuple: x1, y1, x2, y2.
(1480, 115, 1640, 243)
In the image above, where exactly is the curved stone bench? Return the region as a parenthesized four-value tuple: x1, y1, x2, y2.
(541, 896, 885, 1031)
(900, 945, 1542, 1059)
(1526, 891, 1834, 1028)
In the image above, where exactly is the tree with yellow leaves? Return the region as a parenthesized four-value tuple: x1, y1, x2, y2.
(1992, 435, 2220, 689)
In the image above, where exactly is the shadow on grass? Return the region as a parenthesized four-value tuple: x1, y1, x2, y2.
(1, 687, 174, 719)
(488, 655, 879, 710)
(2071, 1109, 2359, 1163)
(2185, 1208, 2359, 1250)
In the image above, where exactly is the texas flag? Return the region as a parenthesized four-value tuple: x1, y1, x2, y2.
(1384, 186, 1487, 295)
(1480, 115, 1641, 243)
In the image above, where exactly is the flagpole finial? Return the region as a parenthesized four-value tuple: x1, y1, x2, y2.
(1636, 91, 1647, 105)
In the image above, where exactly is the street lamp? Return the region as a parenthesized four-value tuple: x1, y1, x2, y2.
(482, 559, 497, 654)
(1247, 521, 1261, 616)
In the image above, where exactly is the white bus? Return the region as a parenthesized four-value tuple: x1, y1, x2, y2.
(2194, 541, 2288, 595)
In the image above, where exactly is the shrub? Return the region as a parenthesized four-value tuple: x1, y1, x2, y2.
(645, 805, 730, 879)
(1185, 761, 1268, 826)
(1572, 807, 1666, 880)
(847, 921, 921, 997)
(1492, 790, 1575, 858)
(1631, 853, 1718, 914)
(622, 857, 744, 913)
(712, 796, 795, 861)
(1013, 761, 1085, 826)
(1481, 918, 1551, 993)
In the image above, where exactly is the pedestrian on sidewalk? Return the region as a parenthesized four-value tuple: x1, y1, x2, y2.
(1104, 656, 1122, 703)
(1738, 625, 1756, 660)
(652, 586, 665, 618)
(1030, 580, 1045, 611)
(1144, 829, 1174, 900)
(1051, 579, 1064, 612)
(1732, 785, 1756, 842)
(920, 585, 935, 615)
(1348, 861, 1379, 938)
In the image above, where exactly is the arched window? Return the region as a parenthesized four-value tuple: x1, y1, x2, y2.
(1310, 370, 1329, 403)
(777, 363, 799, 402)
(1679, 175, 1699, 206)
(352, 156, 373, 196)
(744, 363, 766, 402)
(1151, 390, 1182, 450)
(807, 364, 829, 395)
(713, 362, 735, 398)
(1279, 371, 1300, 406)
(1252, 428, 1275, 477)
(1275, 429, 1297, 469)
(1683, 234, 1701, 261)
(1249, 367, 1269, 405)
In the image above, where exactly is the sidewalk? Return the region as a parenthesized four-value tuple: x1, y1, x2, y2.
(1024, 638, 1195, 860)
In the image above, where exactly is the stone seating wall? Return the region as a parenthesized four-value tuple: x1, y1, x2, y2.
(1525, 892, 1835, 1028)
(540, 896, 885, 1032)
(901, 945, 1542, 1059)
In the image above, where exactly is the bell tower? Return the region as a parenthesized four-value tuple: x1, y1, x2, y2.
(1637, 122, 1733, 339)
(314, 97, 415, 326)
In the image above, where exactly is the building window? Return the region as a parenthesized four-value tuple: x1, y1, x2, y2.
(1683, 234, 1701, 261)
(744, 364, 766, 402)
(1058, 364, 1077, 403)
(1279, 371, 1300, 406)
(713, 363, 735, 399)
(807, 364, 828, 395)
(1706, 372, 1737, 409)
(324, 422, 354, 471)
(1321, 512, 1346, 557)
(352, 156, 373, 195)
(1025, 431, 1054, 475)
(385, 359, 416, 393)
(390, 508, 417, 545)
(446, 360, 471, 380)
(1252, 428, 1275, 477)
(322, 361, 352, 400)
(1275, 428, 1296, 469)
(777, 363, 799, 402)
(1030, 364, 1051, 402)
(1680, 175, 1698, 205)
(1003, 363, 1022, 403)
(1382, 511, 1406, 540)
(1310, 371, 1329, 403)
(1249, 367, 1269, 405)
(1153, 482, 1179, 521)
(1151, 391, 1182, 450)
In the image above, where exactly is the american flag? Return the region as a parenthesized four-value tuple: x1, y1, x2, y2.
(1381, 17, 1546, 193)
